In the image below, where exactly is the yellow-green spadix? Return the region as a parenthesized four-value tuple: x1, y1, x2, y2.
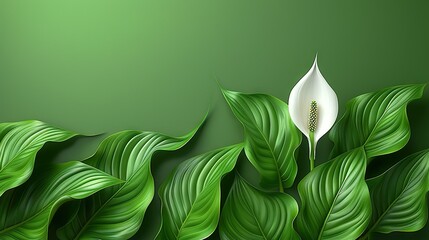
(288, 56, 338, 165)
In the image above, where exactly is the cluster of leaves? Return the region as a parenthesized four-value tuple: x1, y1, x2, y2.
(0, 84, 427, 240)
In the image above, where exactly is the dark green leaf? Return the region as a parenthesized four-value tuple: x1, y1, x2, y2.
(330, 85, 424, 159)
(222, 89, 301, 189)
(57, 122, 202, 240)
(0, 161, 121, 240)
(219, 174, 300, 240)
(156, 144, 243, 240)
(0, 120, 76, 196)
(364, 150, 429, 235)
(296, 148, 371, 240)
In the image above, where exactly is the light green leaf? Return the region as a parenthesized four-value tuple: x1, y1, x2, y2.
(219, 174, 300, 240)
(0, 120, 76, 196)
(222, 89, 301, 189)
(330, 85, 425, 159)
(0, 161, 122, 240)
(156, 144, 243, 240)
(57, 122, 202, 240)
(363, 150, 429, 236)
(296, 148, 371, 240)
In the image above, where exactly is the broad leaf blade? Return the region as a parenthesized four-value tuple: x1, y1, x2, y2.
(296, 148, 371, 240)
(365, 150, 429, 235)
(330, 85, 425, 158)
(57, 123, 202, 240)
(0, 161, 121, 240)
(222, 89, 301, 189)
(156, 144, 243, 240)
(0, 120, 76, 196)
(219, 174, 300, 240)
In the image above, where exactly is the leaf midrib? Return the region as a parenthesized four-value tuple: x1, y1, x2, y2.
(248, 200, 268, 240)
(174, 181, 219, 239)
(71, 136, 192, 239)
(317, 157, 362, 240)
(317, 175, 349, 240)
(242, 111, 286, 188)
(172, 148, 240, 238)
(235, 181, 268, 240)
(0, 128, 46, 173)
(363, 168, 418, 237)
(72, 162, 148, 239)
(0, 129, 73, 177)
(0, 198, 58, 235)
(362, 91, 412, 150)
(225, 94, 286, 189)
(360, 196, 401, 239)
(72, 181, 126, 240)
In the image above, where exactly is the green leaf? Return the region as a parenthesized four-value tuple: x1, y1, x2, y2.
(57, 123, 202, 240)
(222, 89, 301, 189)
(0, 120, 76, 196)
(363, 150, 429, 236)
(0, 161, 122, 240)
(330, 85, 425, 159)
(219, 174, 300, 240)
(156, 144, 243, 240)
(296, 148, 371, 240)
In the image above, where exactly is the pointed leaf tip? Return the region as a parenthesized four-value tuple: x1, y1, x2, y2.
(57, 119, 203, 240)
(222, 89, 301, 189)
(330, 84, 425, 158)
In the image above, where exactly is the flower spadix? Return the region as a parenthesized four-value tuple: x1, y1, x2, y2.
(288, 56, 338, 168)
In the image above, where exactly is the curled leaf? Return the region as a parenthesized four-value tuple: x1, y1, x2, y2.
(222, 89, 301, 189)
(330, 84, 425, 159)
(57, 119, 203, 240)
(156, 144, 243, 240)
(0, 161, 122, 240)
(0, 120, 76, 196)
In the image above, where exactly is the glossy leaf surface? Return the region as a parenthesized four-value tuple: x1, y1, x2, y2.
(0, 161, 121, 240)
(0, 120, 76, 196)
(57, 123, 201, 240)
(219, 174, 300, 240)
(365, 150, 429, 235)
(296, 148, 371, 240)
(330, 85, 424, 158)
(222, 89, 301, 189)
(156, 144, 243, 240)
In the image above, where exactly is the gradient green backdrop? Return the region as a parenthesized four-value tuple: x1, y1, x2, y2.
(1, 1, 429, 239)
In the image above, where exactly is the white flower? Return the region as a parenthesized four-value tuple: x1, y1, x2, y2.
(288, 56, 338, 170)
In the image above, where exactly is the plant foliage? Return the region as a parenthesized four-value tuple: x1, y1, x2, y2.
(0, 83, 427, 240)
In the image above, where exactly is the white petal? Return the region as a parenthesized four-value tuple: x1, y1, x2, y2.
(288, 56, 338, 143)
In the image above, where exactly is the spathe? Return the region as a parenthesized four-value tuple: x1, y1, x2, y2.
(288, 56, 338, 169)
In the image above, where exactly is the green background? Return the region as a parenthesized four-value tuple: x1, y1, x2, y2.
(1, 1, 429, 239)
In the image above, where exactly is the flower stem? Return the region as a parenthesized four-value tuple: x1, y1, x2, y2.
(309, 131, 315, 171)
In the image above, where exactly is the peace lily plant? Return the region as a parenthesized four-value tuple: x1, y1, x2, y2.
(288, 56, 338, 171)
(0, 57, 426, 240)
